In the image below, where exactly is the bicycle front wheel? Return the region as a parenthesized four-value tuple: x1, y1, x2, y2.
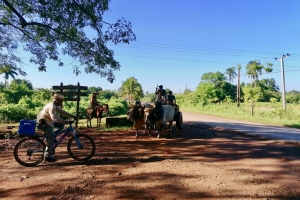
(67, 134, 95, 161)
(14, 137, 45, 167)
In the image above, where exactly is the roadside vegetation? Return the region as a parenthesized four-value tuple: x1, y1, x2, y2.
(1, 60, 300, 137)
(178, 99, 300, 128)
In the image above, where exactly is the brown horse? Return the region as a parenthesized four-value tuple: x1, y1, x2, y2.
(86, 104, 109, 128)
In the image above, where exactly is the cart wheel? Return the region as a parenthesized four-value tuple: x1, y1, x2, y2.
(175, 112, 182, 130)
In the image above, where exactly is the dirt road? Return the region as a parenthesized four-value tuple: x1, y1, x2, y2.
(0, 120, 300, 199)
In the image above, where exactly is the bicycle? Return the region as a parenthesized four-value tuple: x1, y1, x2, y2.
(13, 119, 96, 167)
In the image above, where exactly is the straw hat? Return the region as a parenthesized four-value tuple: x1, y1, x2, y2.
(53, 93, 65, 100)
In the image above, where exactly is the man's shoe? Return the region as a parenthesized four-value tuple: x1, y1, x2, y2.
(44, 157, 57, 162)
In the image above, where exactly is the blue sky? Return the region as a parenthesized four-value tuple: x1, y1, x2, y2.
(18, 0, 300, 94)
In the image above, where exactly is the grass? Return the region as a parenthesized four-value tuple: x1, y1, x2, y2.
(180, 102, 300, 128)
(77, 117, 131, 131)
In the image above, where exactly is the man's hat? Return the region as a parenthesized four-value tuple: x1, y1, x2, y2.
(169, 91, 173, 94)
(53, 93, 65, 100)
(158, 85, 163, 88)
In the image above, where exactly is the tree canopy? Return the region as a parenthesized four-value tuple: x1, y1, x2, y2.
(245, 60, 273, 86)
(225, 66, 236, 83)
(201, 71, 226, 85)
(0, 63, 27, 87)
(118, 77, 143, 102)
(0, 0, 136, 83)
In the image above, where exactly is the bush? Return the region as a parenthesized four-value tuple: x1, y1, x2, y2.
(0, 104, 36, 123)
(107, 97, 128, 116)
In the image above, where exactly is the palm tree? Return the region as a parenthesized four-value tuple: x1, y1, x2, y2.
(118, 77, 143, 102)
(245, 60, 273, 87)
(246, 60, 263, 84)
(0, 64, 18, 88)
(225, 67, 237, 83)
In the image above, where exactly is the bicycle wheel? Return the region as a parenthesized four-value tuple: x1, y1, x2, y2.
(14, 137, 46, 167)
(67, 134, 95, 161)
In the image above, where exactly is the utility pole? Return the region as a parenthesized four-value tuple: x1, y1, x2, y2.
(237, 65, 241, 107)
(275, 53, 290, 110)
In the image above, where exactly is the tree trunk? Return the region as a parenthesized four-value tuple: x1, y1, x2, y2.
(250, 103, 254, 116)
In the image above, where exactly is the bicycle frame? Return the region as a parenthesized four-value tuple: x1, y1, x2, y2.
(52, 123, 81, 150)
(25, 124, 76, 153)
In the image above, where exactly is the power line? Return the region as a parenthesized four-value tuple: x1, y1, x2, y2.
(115, 53, 248, 64)
(114, 53, 300, 71)
(110, 41, 300, 58)
(114, 45, 300, 61)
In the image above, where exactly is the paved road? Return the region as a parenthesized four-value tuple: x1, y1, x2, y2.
(182, 111, 300, 144)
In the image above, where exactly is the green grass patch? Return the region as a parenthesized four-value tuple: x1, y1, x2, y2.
(180, 102, 300, 128)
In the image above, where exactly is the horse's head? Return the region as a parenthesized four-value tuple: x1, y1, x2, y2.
(102, 104, 109, 115)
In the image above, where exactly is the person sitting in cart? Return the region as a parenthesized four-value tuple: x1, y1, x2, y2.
(167, 91, 179, 111)
(167, 91, 176, 104)
(36, 93, 77, 162)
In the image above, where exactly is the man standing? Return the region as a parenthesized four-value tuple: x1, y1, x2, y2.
(37, 93, 77, 162)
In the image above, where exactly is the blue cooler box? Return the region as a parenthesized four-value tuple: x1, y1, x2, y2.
(18, 119, 37, 135)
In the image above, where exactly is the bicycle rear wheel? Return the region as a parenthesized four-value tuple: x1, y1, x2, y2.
(67, 134, 95, 161)
(14, 137, 45, 167)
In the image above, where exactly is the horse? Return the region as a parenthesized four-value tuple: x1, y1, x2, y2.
(86, 104, 109, 128)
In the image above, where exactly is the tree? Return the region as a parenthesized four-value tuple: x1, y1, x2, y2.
(245, 60, 273, 86)
(201, 71, 227, 86)
(255, 78, 280, 102)
(5, 79, 34, 104)
(225, 67, 236, 83)
(0, 64, 27, 88)
(195, 82, 218, 105)
(0, 0, 136, 83)
(183, 88, 192, 94)
(256, 78, 279, 92)
(32, 88, 53, 102)
(87, 86, 103, 95)
(0, 82, 5, 90)
(199, 71, 235, 102)
(286, 90, 300, 104)
(98, 90, 117, 100)
(242, 86, 263, 116)
(118, 77, 143, 102)
(10, 78, 33, 90)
